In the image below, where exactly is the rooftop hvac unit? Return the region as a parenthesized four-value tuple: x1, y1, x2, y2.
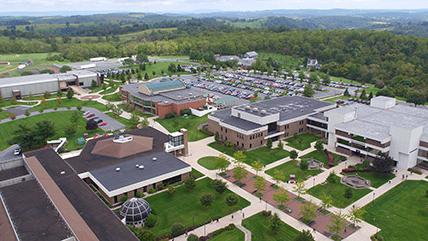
(152, 157, 157, 161)
(116, 167, 121, 172)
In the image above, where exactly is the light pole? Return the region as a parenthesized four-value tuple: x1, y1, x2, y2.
(312, 178, 315, 187)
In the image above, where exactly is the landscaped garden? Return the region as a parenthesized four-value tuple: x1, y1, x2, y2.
(156, 114, 211, 141)
(208, 224, 244, 241)
(102, 92, 122, 102)
(363, 181, 428, 241)
(266, 160, 322, 182)
(208, 141, 290, 167)
(300, 150, 346, 167)
(242, 212, 300, 241)
(0, 111, 99, 151)
(285, 133, 321, 150)
(142, 178, 250, 239)
(308, 174, 371, 208)
(344, 160, 395, 188)
(198, 156, 229, 170)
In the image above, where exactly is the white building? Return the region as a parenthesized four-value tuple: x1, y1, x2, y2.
(311, 96, 428, 169)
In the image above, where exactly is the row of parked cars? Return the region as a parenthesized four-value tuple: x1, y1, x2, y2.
(83, 111, 108, 127)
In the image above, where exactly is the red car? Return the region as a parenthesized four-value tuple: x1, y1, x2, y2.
(98, 122, 108, 126)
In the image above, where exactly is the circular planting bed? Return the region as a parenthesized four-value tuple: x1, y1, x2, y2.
(341, 175, 370, 189)
(307, 159, 323, 170)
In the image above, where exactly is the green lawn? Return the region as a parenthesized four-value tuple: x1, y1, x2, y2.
(105, 112, 135, 128)
(266, 160, 322, 182)
(0, 111, 9, 120)
(209, 226, 245, 241)
(243, 212, 300, 241)
(300, 150, 346, 166)
(207, 142, 289, 167)
(0, 111, 99, 151)
(285, 133, 321, 150)
(363, 181, 428, 241)
(0, 99, 37, 108)
(143, 178, 250, 238)
(352, 172, 395, 188)
(258, 52, 303, 70)
(322, 95, 349, 103)
(125, 61, 189, 80)
(308, 175, 371, 208)
(198, 156, 229, 170)
(29, 98, 108, 112)
(156, 115, 210, 142)
(191, 168, 205, 179)
(102, 92, 122, 102)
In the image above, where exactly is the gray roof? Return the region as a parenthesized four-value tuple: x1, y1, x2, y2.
(0, 74, 58, 88)
(0, 144, 21, 163)
(122, 83, 205, 104)
(211, 108, 263, 131)
(90, 151, 190, 191)
(62, 59, 123, 72)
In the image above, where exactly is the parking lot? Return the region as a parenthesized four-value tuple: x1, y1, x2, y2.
(83, 108, 125, 132)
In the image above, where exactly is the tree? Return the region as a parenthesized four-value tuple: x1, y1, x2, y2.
(171, 223, 185, 237)
(216, 154, 229, 173)
(233, 151, 246, 164)
(290, 150, 298, 160)
(145, 215, 157, 228)
(212, 179, 227, 194)
(300, 201, 317, 224)
(303, 84, 314, 97)
(130, 113, 140, 128)
(360, 89, 367, 100)
(59, 65, 72, 73)
(43, 91, 51, 99)
(299, 159, 309, 170)
(347, 206, 365, 227)
(293, 181, 307, 198)
(267, 139, 273, 149)
(273, 189, 289, 209)
(270, 213, 281, 234)
(66, 88, 74, 99)
(320, 193, 333, 211)
(185, 177, 196, 191)
(254, 176, 266, 196)
(200, 193, 214, 207)
(344, 88, 350, 96)
(344, 188, 353, 199)
(144, 73, 150, 80)
(86, 119, 98, 130)
(294, 230, 315, 241)
(272, 169, 284, 185)
(372, 154, 394, 173)
(226, 194, 238, 206)
(187, 234, 199, 241)
(252, 160, 264, 176)
(328, 211, 346, 240)
(232, 166, 247, 184)
(10, 121, 56, 151)
(314, 140, 324, 152)
(368, 92, 374, 100)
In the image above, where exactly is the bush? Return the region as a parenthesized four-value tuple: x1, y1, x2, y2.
(86, 119, 98, 130)
(145, 215, 157, 228)
(9, 113, 16, 120)
(180, 108, 192, 116)
(327, 173, 337, 183)
(187, 234, 199, 241)
(225, 194, 238, 206)
(212, 179, 227, 194)
(344, 188, 353, 199)
(25, 110, 30, 116)
(165, 112, 177, 119)
(171, 223, 185, 237)
(185, 177, 196, 191)
(200, 193, 214, 207)
(300, 159, 309, 170)
(167, 185, 176, 196)
(148, 188, 156, 194)
(267, 139, 273, 149)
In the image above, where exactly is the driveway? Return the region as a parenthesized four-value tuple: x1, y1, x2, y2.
(83, 108, 125, 132)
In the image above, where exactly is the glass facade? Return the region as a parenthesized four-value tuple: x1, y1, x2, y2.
(169, 135, 184, 147)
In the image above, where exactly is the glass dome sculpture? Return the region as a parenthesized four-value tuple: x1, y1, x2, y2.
(119, 197, 151, 225)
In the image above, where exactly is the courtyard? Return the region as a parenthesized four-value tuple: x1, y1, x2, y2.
(156, 114, 210, 141)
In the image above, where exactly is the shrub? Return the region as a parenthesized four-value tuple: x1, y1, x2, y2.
(171, 223, 185, 237)
(185, 177, 196, 191)
(148, 188, 156, 194)
(187, 234, 199, 241)
(180, 108, 192, 116)
(327, 173, 337, 183)
(157, 183, 165, 190)
(25, 110, 30, 116)
(86, 119, 98, 130)
(165, 112, 177, 119)
(167, 185, 176, 196)
(226, 194, 238, 206)
(120, 195, 128, 203)
(66, 88, 74, 99)
(145, 215, 157, 228)
(9, 113, 16, 120)
(290, 150, 298, 160)
(267, 139, 273, 149)
(200, 193, 214, 207)
(344, 188, 353, 199)
(212, 179, 227, 194)
(300, 159, 309, 170)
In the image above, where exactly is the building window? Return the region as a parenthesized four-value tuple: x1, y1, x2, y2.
(250, 144, 252, 148)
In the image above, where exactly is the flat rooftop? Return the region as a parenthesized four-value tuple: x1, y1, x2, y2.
(0, 74, 57, 88)
(90, 151, 190, 192)
(211, 108, 264, 131)
(0, 166, 28, 182)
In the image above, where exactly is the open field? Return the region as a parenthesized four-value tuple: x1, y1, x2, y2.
(363, 181, 428, 241)
(258, 52, 303, 70)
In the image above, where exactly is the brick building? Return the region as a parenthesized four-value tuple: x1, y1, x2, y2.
(121, 79, 206, 118)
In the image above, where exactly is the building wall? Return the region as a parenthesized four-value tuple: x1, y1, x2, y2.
(0, 81, 59, 99)
(156, 98, 206, 118)
(278, 119, 307, 139)
(77, 75, 99, 88)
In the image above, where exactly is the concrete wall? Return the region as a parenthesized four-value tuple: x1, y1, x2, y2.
(0, 81, 59, 99)
(0, 158, 24, 171)
(0, 174, 33, 188)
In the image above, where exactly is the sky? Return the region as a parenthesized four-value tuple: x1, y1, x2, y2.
(1, 0, 428, 14)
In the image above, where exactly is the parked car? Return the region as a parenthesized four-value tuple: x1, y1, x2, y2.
(14, 148, 22, 156)
(93, 118, 103, 124)
(98, 122, 108, 126)
(85, 113, 95, 119)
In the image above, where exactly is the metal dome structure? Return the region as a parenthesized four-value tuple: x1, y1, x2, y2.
(119, 197, 151, 225)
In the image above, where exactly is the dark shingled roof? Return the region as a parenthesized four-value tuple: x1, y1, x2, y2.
(25, 148, 139, 241)
(1, 180, 72, 241)
(0, 166, 28, 182)
(211, 108, 263, 131)
(66, 127, 170, 173)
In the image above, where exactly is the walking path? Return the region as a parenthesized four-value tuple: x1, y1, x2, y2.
(236, 224, 252, 241)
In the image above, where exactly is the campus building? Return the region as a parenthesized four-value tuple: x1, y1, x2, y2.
(307, 96, 428, 169)
(0, 127, 190, 241)
(207, 96, 335, 150)
(121, 79, 206, 118)
(0, 70, 100, 99)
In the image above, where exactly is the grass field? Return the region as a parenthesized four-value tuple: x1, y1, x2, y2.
(156, 115, 210, 142)
(308, 175, 371, 208)
(0, 111, 98, 151)
(198, 156, 229, 170)
(209, 226, 245, 241)
(351, 172, 395, 188)
(29, 98, 108, 112)
(207, 142, 289, 167)
(243, 212, 300, 241)
(266, 160, 322, 182)
(258, 52, 303, 70)
(143, 178, 250, 238)
(363, 181, 428, 241)
(102, 92, 122, 102)
(300, 150, 346, 166)
(285, 133, 321, 150)
(127, 61, 189, 80)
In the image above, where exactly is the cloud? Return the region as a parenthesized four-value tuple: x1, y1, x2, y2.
(1, 0, 428, 13)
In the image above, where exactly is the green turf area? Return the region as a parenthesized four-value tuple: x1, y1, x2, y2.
(105, 112, 135, 128)
(352, 172, 395, 188)
(0, 111, 9, 120)
(258, 52, 304, 70)
(243, 212, 300, 241)
(300, 150, 346, 166)
(191, 168, 204, 179)
(29, 98, 108, 112)
(126, 61, 189, 80)
(198, 156, 229, 170)
(308, 175, 371, 208)
(363, 181, 428, 241)
(207, 142, 289, 167)
(285, 133, 321, 150)
(102, 92, 122, 102)
(322, 95, 349, 103)
(209, 226, 245, 241)
(266, 160, 322, 182)
(0, 111, 99, 151)
(0, 99, 36, 108)
(144, 178, 250, 238)
(156, 115, 210, 142)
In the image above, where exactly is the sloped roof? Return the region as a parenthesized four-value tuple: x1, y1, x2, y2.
(91, 135, 153, 159)
(143, 80, 186, 94)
